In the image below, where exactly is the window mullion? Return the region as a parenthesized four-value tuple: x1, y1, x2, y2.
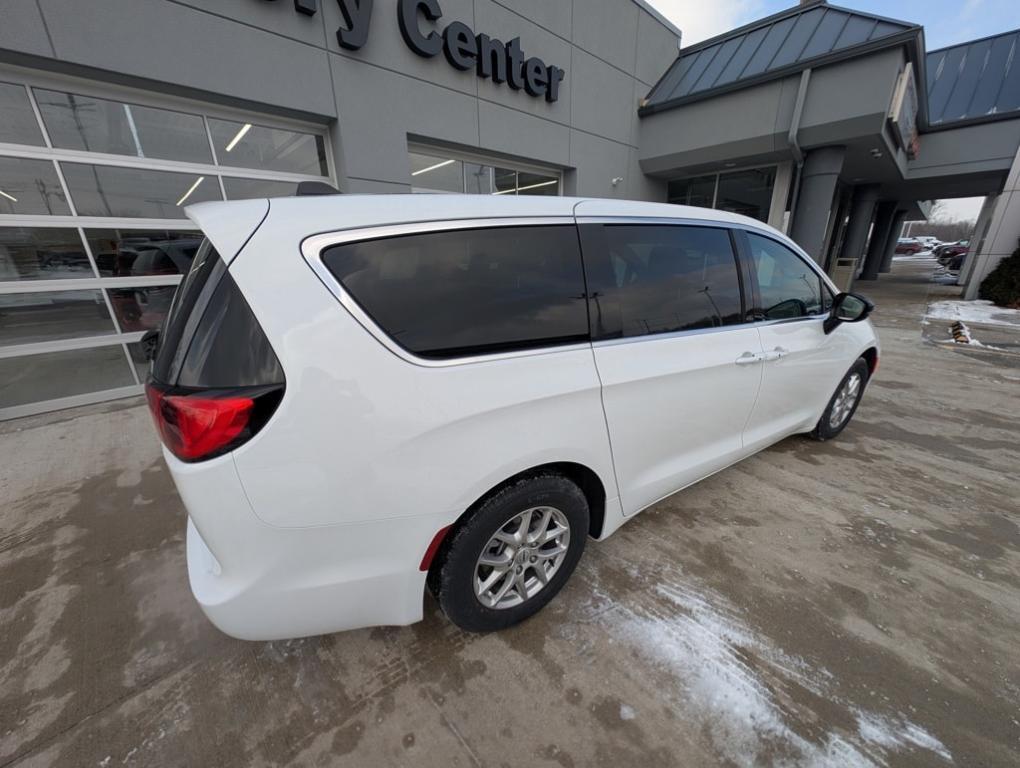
(24, 86, 54, 149)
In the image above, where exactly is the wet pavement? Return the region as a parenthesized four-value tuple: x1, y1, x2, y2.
(2, 258, 1018, 767)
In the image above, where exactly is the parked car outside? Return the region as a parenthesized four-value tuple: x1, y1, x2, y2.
(934, 240, 968, 260)
(937, 241, 970, 267)
(145, 195, 879, 641)
(895, 237, 924, 254)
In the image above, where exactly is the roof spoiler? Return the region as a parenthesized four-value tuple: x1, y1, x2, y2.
(185, 199, 270, 266)
(296, 181, 341, 196)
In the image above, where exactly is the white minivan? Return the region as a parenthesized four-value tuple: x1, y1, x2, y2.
(145, 194, 878, 640)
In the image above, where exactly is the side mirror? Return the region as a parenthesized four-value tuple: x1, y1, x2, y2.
(824, 292, 874, 334)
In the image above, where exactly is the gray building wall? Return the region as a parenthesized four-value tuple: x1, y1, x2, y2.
(638, 47, 905, 178)
(0, 0, 680, 201)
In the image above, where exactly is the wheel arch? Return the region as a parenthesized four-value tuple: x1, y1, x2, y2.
(426, 461, 608, 584)
(860, 346, 879, 376)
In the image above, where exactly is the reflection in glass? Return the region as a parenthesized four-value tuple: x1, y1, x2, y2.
(667, 175, 716, 208)
(590, 225, 744, 339)
(715, 167, 776, 222)
(127, 341, 151, 383)
(0, 290, 116, 346)
(60, 163, 221, 218)
(0, 228, 94, 281)
(408, 152, 560, 196)
(464, 163, 493, 194)
(493, 168, 517, 195)
(84, 229, 202, 277)
(323, 225, 587, 358)
(409, 152, 463, 193)
(0, 345, 134, 408)
(491, 169, 559, 196)
(209, 118, 327, 176)
(34, 89, 213, 164)
(0, 83, 45, 146)
(747, 233, 825, 319)
(515, 171, 559, 196)
(107, 286, 179, 332)
(223, 177, 298, 200)
(0, 157, 71, 215)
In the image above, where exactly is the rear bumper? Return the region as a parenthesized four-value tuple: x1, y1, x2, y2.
(167, 449, 447, 641)
(186, 518, 431, 641)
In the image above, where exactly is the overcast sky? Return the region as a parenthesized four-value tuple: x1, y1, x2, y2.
(644, 0, 1017, 49)
(642, 0, 1015, 221)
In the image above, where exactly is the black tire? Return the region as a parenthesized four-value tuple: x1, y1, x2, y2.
(811, 357, 870, 441)
(429, 474, 588, 633)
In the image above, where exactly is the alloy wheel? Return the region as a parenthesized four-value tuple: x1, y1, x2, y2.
(474, 506, 570, 609)
(829, 372, 862, 429)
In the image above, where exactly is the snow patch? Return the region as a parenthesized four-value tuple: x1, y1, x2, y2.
(857, 713, 952, 761)
(926, 300, 1020, 328)
(619, 703, 636, 721)
(600, 572, 952, 767)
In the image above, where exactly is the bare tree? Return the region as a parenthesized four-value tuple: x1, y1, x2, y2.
(903, 199, 976, 241)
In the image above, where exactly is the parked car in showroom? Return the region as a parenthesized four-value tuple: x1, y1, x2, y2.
(145, 194, 879, 640)
(895, 237, 925, 254)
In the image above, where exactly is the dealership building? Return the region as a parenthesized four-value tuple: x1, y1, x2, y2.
(1, 0, 1019, 418)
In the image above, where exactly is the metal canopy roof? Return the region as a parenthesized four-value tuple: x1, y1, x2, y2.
(926, 30, 1020, 127)
(643, 2, 920, 114)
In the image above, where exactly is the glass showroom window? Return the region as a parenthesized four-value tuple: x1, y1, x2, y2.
(0, 74, 334, 418)
(409, 150, 560, 196)
(668, 166, 777, 223)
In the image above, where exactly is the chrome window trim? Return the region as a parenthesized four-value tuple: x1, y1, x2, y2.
(591, 321, 759, 348)
(301, 217, 589, 369)
(589, 315, 827, 349)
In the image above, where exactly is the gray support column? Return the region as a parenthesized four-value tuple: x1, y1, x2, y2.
(963, 139, 1020, 298)
(840, 184, 880, 271)
(790, 146, 846, 264)
(958, 195, 998, 286)
(858, 201, 897, 280)
(879, 210, 909, 273)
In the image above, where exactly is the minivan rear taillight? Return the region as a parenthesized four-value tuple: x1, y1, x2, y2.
(147, 240, 285, 462)
(146, 384, 282, 462)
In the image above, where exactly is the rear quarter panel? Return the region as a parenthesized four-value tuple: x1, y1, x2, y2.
(224, 219, 618, 531)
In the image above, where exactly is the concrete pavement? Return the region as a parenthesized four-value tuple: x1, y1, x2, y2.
(2, 257, 1018, 767)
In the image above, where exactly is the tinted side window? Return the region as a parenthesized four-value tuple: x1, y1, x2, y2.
(321, 225, 588, 359)
(582, 224, 744, 340)
(746, 233, 827, 320)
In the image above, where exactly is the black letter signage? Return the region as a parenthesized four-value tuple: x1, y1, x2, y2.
(260, 0, 564, 101)
(398, 0, 443, 57)
(336, 0, 373, 50)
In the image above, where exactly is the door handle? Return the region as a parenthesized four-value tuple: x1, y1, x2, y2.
(735, 351, 763, 365)
(763, 346, 789, 362)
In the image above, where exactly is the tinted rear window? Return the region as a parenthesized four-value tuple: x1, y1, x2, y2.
(175, 269, 284, 388)
(321, 225, 589, 358)
(152, 238, 223, 383)
(581, 224, 744, 340)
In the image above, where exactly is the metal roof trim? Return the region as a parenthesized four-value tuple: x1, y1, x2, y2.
(640, 29, 923, 117)
(643, 2, 921, 111)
